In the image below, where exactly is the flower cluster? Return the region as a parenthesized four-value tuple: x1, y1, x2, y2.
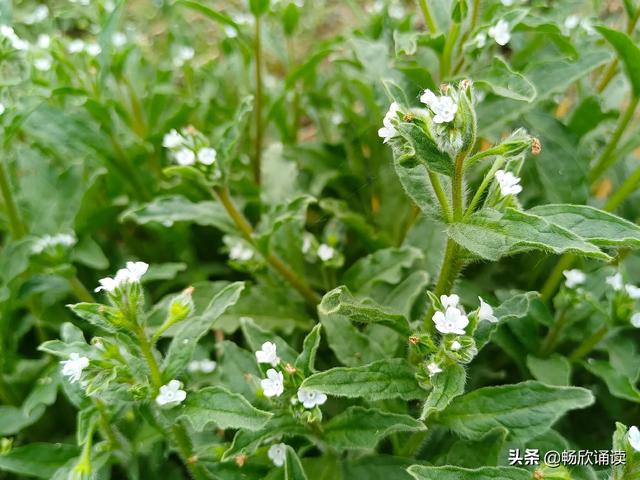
(420, 89, 458, 124)
(162, 127, 217, 168)
(95, 261, 149, 293)
(32, 233, 76, 254)
(378, 102, 400, 144)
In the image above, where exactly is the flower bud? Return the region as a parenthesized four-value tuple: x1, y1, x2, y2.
(531, 137, 542, 155)
(168, 287, 195, 324)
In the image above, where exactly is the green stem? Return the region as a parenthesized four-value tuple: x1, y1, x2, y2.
(423, 238, 461, 331)
(212, 186, 321, 306)
(172, 422, 206, 480)
(605, 164, 640, 211)
(95, 400, 119, 448)
(589, 96, 639, 185)
(452, 153, 465, 221)
(596, 10, 640, 92)
(464, 157, 505, 218)
(470, 0, 480, 32)
(539, 310, 568, 357)
(0, 156, 26, 239)
(69, 276, 96, 303)
(428, 171, 452, 222)
(440, 22, 460, 80)
(569, 325, 609, 362)
(135, 325, 163, 392)
(417, 0, 437, 32)
(540, 254, 577, 303)
(253, 15, 263, 186)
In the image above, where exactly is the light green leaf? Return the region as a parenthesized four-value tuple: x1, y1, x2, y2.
(67, 303, 123, 334)
(393, 152, 439, 215)
(176, 386, 272, 431)
(407, 465, 530, 480)
(301, 359, 424, 401)
(318, 286, 411, 335)
(595, 26, 640, 96)
(528, 204, 640, 248)
(323, 407, 425, 449)
(320, 313, 388, 367)
(448, 209, 609, 262)
(421, 362, 466, 420)
(527, 355, 571, 386)
(473, 57, 536, 102)
(295, 324, 322, 375)
(0, 443, 78, 479)
(584, 359, 640, 402)
(437, 381, 594, 441)
(395, 123, 454, 177)
(285, 446, 309, 480)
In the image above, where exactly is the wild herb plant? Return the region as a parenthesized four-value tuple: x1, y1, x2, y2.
(1, 0, 640, 479)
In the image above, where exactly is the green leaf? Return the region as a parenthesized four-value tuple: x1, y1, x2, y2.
(67, 303, 123, 334)
(176, 386, 272, 431)
(526, 355, 571, 386)
(407, 465, 530, 480)
(285, 446, 309, 480)
(0, 443, 78, 479)
(240, 316, 299, 365)
(295, 324, 322, 375)
(527, 204, 640, 248)
(249, 0, 270, 16)
(595, 26, 640, 96)
(320, 313, 389, 367)
(323, 407, 425, 449)
(393, 151, 439, 215)
(162, 282, 245, 378)
(178, 0, 238, 28)
(318, 286, 411, 335)
(301, 359, 424, 401)
(584, 359, 640, 402)
(436, 381, 594, 441)
(395, 123, 454, 177)
(448, 209, 609, 262)
(473, 58, 536, 102)
(120, 195, 234, 232)
(421, 362, 466, 420)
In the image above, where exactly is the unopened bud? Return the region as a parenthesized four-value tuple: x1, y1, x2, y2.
(531, 137, 541, 155)
(408, 335, 419, 345)
(235, 454, 247, 467)
(187, 454, 199, 465)
(459, 79, 471, 91)
(440, 83, 450, 94)
(285, 363, 297, 374)
(403, 112, 414, 122)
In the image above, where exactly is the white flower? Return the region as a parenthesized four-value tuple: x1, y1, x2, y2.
(632, 313, 640, 329)
(580, 18, 596, 36)
(419, 89, 437, 107)
(25, 5, 50, 24)
(124, 261, 149, 282)
(317, 244, 335, 262)
(426, 362, 442, 377)
(432, 307, 469, 335)
(85, 43, 101, 56)
(32, 233, 76, 254)
(224, 26, 238, 38)
(255, 342, 280, 367)
(501, 0, 515, 5)
(420, 89, 458, 124)
(34, 55, 52, 71)
(173, 45, 195, 67)
(378, 102, 400, 143)
(625, 284, 640, 299)
(60, 353, 89, 384)
(450, 340, 462, 351)
(495, 170, 522, 196)
(440, 294, 459, 310)
(302, 233, 313, 254)
(155, 380, 187, 407)
(474, 32, 486, 48)
(229, 242, 254, 261)
(0, 25, 29, 50)
(297, 388, 327, 409)
(564, 15, 580, 31)
(488, 19, 511, 46)
(162, 129, 184, 149)
(261, 369, 284, 397)
(187, 359, 217, 374)
(478, 297, 497, 323)
(268, 443, 286, 467)
(175, 148, 196, 166)
(563, 269, 586, 289)
(606, 273, 624, 291)
(37, 34, 50, 49)
(197, 147, 217, 165)
(112, 32, 127, 48)
(68, 39, 85, 53)
(94, 261, 148, 293)
(629, 426, 640, 452)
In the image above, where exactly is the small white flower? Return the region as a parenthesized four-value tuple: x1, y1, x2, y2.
(606, 273, 624, 291)
(261, 369, 284, 397)
(175, 148, 196, 166)
(0, 103, 5, 115)
(85, 42, 101, 56)
(580, 18, 596, 35)
(419, 89, 438, 107)
(224, 26, 238, 38)
(229, 242, 254, 261)
(297, 388, 327, 409)
(317, 244, 335, 262)
(420, 89, 458, 124)
(450, 340, 462, 351)
(629, 426, 640, 452)
(625, 284, 640, 299)
(563, 269, 586, 289)
(488, 19, 511, 46)
(25, 5, 50, 24)
(495, 170, 522, 196)
(34, 55, 52, 71)
(426, 362, 442, 377)
(631, 313, 640, 329)
(68, 39, 85, 53)
(124, 261, 149, 282)
(268, 443, 286, 467)
(187, 359, 217, 374)
(378, 102, 400, 143)
(474, 32, 486, 48)
(32, 233, 76, 254)
(60, 353, 89, 384)
(501, 0, 515, 5)
(162, 129, 184, 149)
(432, 307, 469, 335)
(173, 45, 195, 67)
(255, 342, 280, 367)
(564, 15, 580, 30)
(37, 34, 50, 49)
(440, 294, 459, 310)
(197, 147, 217, 165)
(94, 261, 148, 293)
(155, 380, 187, 407)
(0, 25, 29, 50)
(478, 297, 497, 323)
(112, 32, 127, 48)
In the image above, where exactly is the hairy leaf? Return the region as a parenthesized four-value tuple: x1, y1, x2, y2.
(407, 465, 530, 480)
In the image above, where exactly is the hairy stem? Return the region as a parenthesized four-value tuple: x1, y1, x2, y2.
(253, 16, 264, 186)
(423, 238, 461, 331)
(135, 325, 163, 392)
(428, 171, 452, 222)
(0, 156, 26, 239)
(440, 21, 460, 80)
(417, 0, 437, 32)
(539, 310, 569, 357)
(569, 325, 609, 362)
(212, 186, 321, 306)
(605, 164, 640, 211)
(464, 157, 505, 218)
